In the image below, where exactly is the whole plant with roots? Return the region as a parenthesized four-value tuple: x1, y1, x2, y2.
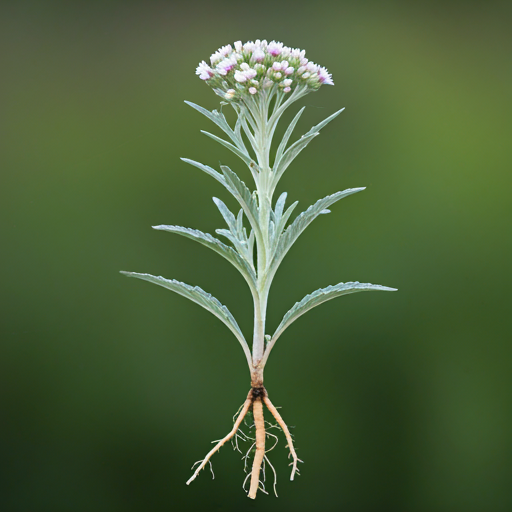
(121, 39, 396, 499)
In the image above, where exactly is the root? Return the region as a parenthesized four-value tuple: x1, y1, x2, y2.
(186, 390, 252, 485)
(264, 394, 303, 481)
(247, 396, 266, 499)
(186, 386, 301, 499)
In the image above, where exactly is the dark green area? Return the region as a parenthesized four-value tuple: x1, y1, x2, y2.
(1, 1, 511, 511)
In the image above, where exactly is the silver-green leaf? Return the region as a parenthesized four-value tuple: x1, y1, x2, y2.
(270, 189, 365, 274)
(267, 281, 398, 356)
(152, 225, 256, 286)
(120, 271, 252, 365)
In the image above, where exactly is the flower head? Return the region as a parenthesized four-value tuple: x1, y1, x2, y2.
(195, 39, 334, 100)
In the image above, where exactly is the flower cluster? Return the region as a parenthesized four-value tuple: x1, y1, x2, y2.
(196, 40, 334, 101)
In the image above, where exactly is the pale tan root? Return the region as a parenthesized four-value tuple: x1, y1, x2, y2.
(186, 391, 252, 485)
(263, 395, 302, 481)
(247, 396, 266, 499)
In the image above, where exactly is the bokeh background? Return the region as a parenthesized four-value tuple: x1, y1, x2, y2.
(2, 1, 511, 511)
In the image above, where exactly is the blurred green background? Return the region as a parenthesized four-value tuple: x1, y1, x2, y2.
(1, 1, 511, 511)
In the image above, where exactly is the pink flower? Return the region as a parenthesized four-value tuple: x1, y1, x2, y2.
(249, 87, 258, 95)
(283, 86, 291, 93)
(216, 56, 237, 75)
(318, 66, 334, 85)
(268, 41, 283, 56)
(284, 66, 294, 75)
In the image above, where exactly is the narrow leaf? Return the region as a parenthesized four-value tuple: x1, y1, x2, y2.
(152, 225, 256, 285)
(213, 197, 237, 232)
(272, 281, 397, 344)
(303, 108, 345, 138)
(120, 271, 251, 364)
(274, 106, 305, 165)
(271, 189, 365, 272)
(201, 130, 253, 167)
(180, 158, 225, 185)
(273, 132, 319, 182)
(220, 166, 261, 235)
(185, 100, 245, 150)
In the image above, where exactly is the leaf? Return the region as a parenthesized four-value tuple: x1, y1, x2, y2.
(220, 165, 261, 235)
(272, 108, 345, 183)
(181, 159, 258, 226)
(271, 189, 365, 272)
(271, 281, 397, 343)
(274, 107, 305, 165)
(212, 197, 237, 232)
(273, 132, 319, 182)
(201, 130, 254, 168)
(274, 192, 288, 224)
(120, 272, 252, 365)
(303, 108, 345, 138)
(185, 101, 245, 150)
(180, 158, 225, 186)
(152, 225, 256, 285)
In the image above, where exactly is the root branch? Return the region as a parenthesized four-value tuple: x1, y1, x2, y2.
(264, 394, 303, 481)
(186, 390, 252, 486)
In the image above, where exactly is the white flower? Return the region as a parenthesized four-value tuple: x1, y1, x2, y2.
(262, 77, 273, 89)
(210, 44, 232, 65)
(196, 39, 334, 98)
(306, 62, 317, 73)
(291, 48, 305, 59)
(196, 60, 214, 80)
(244, 68, 257, 80)
(234, 70, 248, 82)
(252, 49, 265, 62)
(244, 41, 256, 52)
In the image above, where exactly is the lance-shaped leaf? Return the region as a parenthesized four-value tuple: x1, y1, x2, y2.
(200, 130, 254, 168)
(181, 159, 259, 231)
(274, 107, 305, 166)
(120, 272, 252, 366)
(152, 225, 256, 287)
(185, 101, 247, 152)
(263, 281, 397, 362)
(220, 165, 261, 236)
(303, 108, 345, 138)
(273, 132, 319, 182)
(180, 158, 225, 185)
(272, 108, 345, 184)
(270, 189, 365, 273)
